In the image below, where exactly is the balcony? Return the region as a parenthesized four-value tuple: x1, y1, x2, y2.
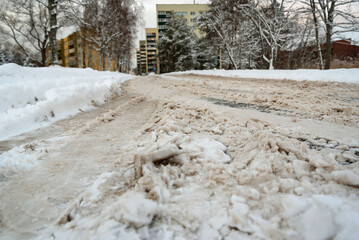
(158, 14, 171, 18)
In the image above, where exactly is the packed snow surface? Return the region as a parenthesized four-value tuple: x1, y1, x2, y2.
(170, 69, 359, 84)
(1, 72, 359, 240)
(39, 100, 359, 240)
(0, 64, 134, 140)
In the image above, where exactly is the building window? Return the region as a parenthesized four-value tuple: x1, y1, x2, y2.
(190, 11, 195, 15)
(190, 18, 196, 23)
(199, 11, 203, 14)
(158, 11, 166, 15)
(175, 12, 187, 16)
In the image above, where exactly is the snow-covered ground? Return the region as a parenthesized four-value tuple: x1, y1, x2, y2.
(169, 69, 359, 84)
(0, 64, 134, 140)
(1, 68, 359, 240)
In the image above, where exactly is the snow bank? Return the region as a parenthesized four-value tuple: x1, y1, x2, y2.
(169, 69, 359, 84)
(0, 64, 134, 140)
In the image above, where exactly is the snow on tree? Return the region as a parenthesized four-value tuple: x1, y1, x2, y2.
(158, 15, 198, 73)
(198, 0, 265, 70)
(0, 43, 28, 66)
(106, 0, 143, 73)
(239, 0, 296, 70)
(0, 0, 142, 70)
(195, 33, 220, 70)
(0, 0, 51, 66)
(64, 0, 142, 72)
(81, 1, 124, 71)
(0, 0, 70, 66)
(0, 49, 7, 65)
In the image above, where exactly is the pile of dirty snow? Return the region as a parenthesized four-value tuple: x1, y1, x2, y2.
(0, 64, 134, 140)
(40, 101, 359, 240)
(169, 69, 359, 84)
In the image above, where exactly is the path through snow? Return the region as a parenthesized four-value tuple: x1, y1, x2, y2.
(0, 73, 359, 240)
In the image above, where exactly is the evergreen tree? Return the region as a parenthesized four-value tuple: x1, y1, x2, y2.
(195, 31, 219, 70)
(158, 16, 197, 73)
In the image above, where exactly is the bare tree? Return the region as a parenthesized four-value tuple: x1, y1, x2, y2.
(318, 0, 359, 69)
(64, 0, 142, 72)
(199, 0, 261, 70)
(239, 0, 295, 70)
(299, 0, 359, 69)
(298, 0, 324, 69)
(0, 0, 71, 66)
(0, 0, 51, 66)
(310, 0, 324, 69)
(107, 0, 143, 72)
(81, 1, 124, 71)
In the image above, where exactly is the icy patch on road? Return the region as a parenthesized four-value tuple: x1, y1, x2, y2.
(0, 137, 67, 174)
(0, 64, 134, 140)
(169, 69, 359, 84)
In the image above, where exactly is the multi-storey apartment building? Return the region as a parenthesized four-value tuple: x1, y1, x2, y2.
(137, 40, 147, 75)
(156, 4, 210, 38)
(136, 48, 141, 74)
(52, 31, 124, 72)
(137, 4, 209, 74)
(136, 28, 160, 75)
(145, 28, 160, 74)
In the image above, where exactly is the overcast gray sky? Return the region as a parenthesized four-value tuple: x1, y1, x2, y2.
(137, 0, 209, 42)
(135, 0, 359, 46)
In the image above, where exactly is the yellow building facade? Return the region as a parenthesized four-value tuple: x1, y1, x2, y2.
(55, 31, 124, 72)
(156, 4, 210, 38)
(137, 28, 160, 75)
(145, 28, 160, 74)
(137, 40, 147, 74)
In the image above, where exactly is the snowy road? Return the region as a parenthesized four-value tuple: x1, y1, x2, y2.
(1, 74, 359, 239)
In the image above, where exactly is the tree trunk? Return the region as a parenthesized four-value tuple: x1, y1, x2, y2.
(324, 23, 332, 70)
(101, 50, 106, 71)
(48, 0, 58, 66)
(314, 24, 324, 70)
(225, 43, 238, 70)
(324, 1, 335, 70)
(41, 49, 47, 67)
(310, 0, 324, 70)
(88, 46, 92, 68)
(269, 58, 274, 70)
